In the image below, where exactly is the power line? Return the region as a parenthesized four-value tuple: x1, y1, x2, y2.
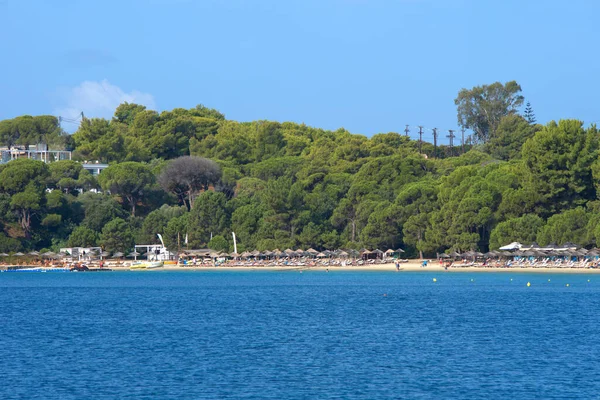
(447, 129, 455, 156)
(432, 128, 438, 158)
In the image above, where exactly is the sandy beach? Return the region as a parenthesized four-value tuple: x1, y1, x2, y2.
(105, 260, 600, 274)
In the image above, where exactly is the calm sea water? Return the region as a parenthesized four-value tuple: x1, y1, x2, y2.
(1, 271, 599, 399)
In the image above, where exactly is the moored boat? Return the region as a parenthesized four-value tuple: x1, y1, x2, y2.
(129, 261, 163, 270)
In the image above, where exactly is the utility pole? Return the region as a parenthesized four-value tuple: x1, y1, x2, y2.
(461, 127, 465, 154)
(404, 125, 410, 137)
(447, 129, 455, 157)
(432, 128, 438, 159)
(418, 126, 423, 154)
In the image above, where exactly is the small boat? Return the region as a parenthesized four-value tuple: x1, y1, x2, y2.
(130, 261, 163, 270)
(146, 261, 164, 269)
(70, 264, 111, 272)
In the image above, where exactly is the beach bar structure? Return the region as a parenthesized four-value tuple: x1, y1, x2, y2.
(59, 246, 102, 261)
(134, 244, 175, 261)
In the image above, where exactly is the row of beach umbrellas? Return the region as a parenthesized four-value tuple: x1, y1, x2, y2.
(439, 247, 600, 259)
(180, 248, 405, 259)
(0, 250, 131, 258)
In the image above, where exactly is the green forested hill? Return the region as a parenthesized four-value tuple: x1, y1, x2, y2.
(1, 82, 599, 256)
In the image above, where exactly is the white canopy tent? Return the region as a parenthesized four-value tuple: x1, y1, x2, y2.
(499, 242, 522, 251)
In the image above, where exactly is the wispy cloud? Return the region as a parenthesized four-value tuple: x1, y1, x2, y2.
(55, 80, 155, 126)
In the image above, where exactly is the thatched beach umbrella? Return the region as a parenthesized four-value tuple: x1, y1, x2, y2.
(0, 253, 8, 257)
(438, 253, 450, 259)
(307, 248, 318, 255)
(14, 252, 25, 256)
(29, 251, 40, 256)
(449, 251, 461, 258)
(347, 249, 360, 257)
(316, 252, 326, 258)
(112, 252, 124, 258)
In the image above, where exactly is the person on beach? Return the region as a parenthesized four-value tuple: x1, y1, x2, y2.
(395, 260, 400, 271)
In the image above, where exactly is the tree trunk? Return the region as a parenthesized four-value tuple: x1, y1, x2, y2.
(351, 219, 356, 242)
(127, 195, 136, 216)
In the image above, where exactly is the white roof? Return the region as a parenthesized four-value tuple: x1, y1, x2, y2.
(498, 242, 522, 250)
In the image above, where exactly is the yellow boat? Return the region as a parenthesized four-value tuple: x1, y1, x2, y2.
(129, 261, 164, 270)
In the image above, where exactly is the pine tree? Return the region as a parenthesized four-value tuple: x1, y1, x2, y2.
(524, 101, 536, 124)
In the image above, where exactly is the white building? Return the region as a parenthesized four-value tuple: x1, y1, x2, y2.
(134, 245, 175, 261)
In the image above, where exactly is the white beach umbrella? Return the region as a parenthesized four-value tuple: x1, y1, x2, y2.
(499, 242, 522, 250)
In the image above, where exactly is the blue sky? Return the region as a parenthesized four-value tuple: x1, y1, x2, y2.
(1, 0, 599, 142)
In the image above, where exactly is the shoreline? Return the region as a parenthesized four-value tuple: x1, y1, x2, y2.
(112, 261, 600, 274)
(4, 260, 600, 274)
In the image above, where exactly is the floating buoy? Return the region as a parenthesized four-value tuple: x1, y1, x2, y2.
(527, 282, 531, 287)
(566, 284, 570, 287)
(470, 279, 474, 282)
(548, 279, 551, 282)
(588, 279, 590, 283)
(433, 278, 437, 282)
(510, 278, 513, 282)
(383, 293, 387, 297)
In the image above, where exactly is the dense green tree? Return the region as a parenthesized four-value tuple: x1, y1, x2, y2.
(78, 193, 129, 232)
(207, 235, 229, 252)
(522, 120, 598, 214)
(0, 233, 22, 252)
(113, 102, 147, 125)
(524, 102, 536, 124)
(138, 205, 186, 244)
(188, 191, 228, 247)
(68, 226, 99, 247)
(485, 115, 539, 161)
(0, 159, 49, 194)
(5, 99, 600, 255)
(158, 156, 221, 210)
(536, 207, 591, 247)
(100, 218, 134, 253)
(98, 162, 155, 216)
(163, 214, 189, 250)
(396, 181, 438, 258)
(455, 81, 524, 143)
(10, 187, 44, 238)
(489, 214, 544, 250)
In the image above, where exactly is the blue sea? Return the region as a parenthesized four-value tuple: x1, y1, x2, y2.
(1, 271, 599, 399)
